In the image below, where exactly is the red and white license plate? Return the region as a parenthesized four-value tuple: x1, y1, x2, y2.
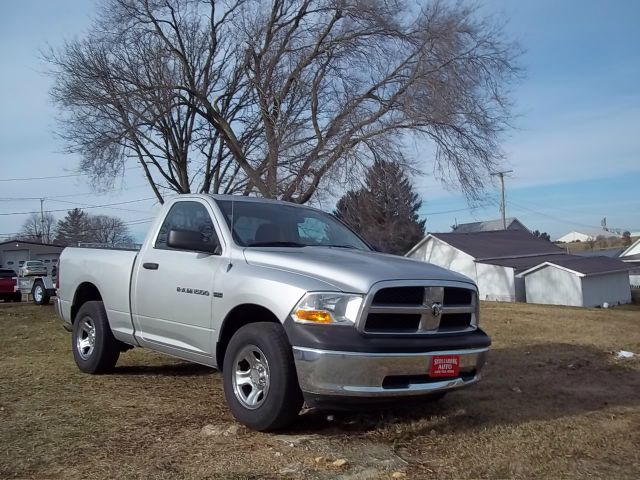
(430, 355, 460, 378)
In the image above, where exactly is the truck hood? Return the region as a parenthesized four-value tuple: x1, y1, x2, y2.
(242, 247, 474, 293)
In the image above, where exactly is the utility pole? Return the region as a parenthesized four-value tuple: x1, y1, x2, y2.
(40, 198, 45, 243)
(491, 170, 513, 229)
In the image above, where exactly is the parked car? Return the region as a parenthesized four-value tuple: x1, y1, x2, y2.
(20, 260, 47, 277)
(0, 269, 21, 302)
(56, 195, 490, 431)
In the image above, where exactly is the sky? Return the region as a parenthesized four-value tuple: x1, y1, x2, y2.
(0, 0, 638, 242)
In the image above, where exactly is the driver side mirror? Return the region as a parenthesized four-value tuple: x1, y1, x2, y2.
(167, 229, 221, 255)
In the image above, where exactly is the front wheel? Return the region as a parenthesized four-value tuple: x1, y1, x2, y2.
(72, 301, 120, 374)
(32, 281, 50, 305)
(223, 322, 303, 431)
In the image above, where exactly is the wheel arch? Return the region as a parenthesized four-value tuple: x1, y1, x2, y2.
(71, 282, 103, 324)
(216, 303, 282, 370)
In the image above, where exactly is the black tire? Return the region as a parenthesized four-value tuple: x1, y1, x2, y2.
(223, 322, 303, 431)
(72, 301, 120, 374)
(32, 281, 50, 305)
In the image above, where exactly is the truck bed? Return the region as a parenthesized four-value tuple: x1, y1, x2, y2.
(57, 247, 139, 340)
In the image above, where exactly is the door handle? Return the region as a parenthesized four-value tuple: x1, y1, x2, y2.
(143, 262, 159, 270)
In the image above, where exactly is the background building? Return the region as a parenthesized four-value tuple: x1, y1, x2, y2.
(0, 240, 65, 274)
(450, 217, 528, 233)
(518, 256, 632, 307)
(406, 230, 564, 302)
(407, 229, 631, 306)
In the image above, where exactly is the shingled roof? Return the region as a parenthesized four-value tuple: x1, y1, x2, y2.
(481, 253, 574, 272)
(518, 255, 632, 277)
(429, 230, 564, 260)
(451, 217, 528, 233)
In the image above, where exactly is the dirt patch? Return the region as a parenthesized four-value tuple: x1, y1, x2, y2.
(1, 302, 639, 478)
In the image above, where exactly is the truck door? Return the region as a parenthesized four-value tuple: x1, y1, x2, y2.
(131, 200, 224, 362)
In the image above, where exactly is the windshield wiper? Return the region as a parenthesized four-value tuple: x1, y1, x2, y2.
(248, 241, 307, 248)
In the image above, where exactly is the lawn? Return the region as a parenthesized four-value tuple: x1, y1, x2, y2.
(1, 301, 639, 479)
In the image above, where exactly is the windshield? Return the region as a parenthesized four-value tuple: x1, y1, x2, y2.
(216, 200, 370, 251)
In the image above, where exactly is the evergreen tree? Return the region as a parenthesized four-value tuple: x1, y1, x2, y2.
(55, 208, 89, 246)
(532, 230, 551, 242)
(335, 160, 426, 255)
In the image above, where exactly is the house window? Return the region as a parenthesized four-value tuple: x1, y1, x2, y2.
(7, 261, 14, 265)
(44, 260, 51, 263)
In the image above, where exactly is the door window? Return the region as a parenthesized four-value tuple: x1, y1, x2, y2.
(155, 201, 220, 251)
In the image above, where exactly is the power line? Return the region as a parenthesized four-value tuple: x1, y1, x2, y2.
(0, 173, 85, 182)
(0, 183, 154, 201)
(47, 198, 152, 214)
(506, 200, 604, 230)
(508, 200, 640, 233)
(0, 197, 157, 216)
(422, 204, 496, 216)
(0, 163, 147, 183)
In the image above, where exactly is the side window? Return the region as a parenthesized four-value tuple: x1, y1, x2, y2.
(298, 217, 330, 244)
(155, 201, 219, 251)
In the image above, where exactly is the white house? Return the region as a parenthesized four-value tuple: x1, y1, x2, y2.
(556, 230, 621, 243)
(620, 238, 640, 287)
(556, 231, 595, 243)
(517, 256, 632, 307)
(406, 230, 565, 302)
(621, 238, 640, 258)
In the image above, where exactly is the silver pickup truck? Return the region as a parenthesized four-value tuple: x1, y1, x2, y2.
(56, 194, 490, 431)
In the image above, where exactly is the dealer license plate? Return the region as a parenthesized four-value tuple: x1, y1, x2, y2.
(430, 355, 460, 378)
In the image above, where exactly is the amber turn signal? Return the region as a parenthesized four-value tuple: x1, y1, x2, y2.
(294, 309, 333, 324)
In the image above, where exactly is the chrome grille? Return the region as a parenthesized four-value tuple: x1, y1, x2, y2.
(363, 286, 476, 334)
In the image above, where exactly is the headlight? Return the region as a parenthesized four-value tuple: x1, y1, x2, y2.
(291, 292, 363, 326)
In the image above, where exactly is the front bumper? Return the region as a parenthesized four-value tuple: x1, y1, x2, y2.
(292, 346, 488, 399)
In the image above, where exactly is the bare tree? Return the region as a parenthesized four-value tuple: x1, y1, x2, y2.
(19, 213, 57, 243)
(55, 209, 134, 246)
(49, 0, 520, 203)
(46, 1, 254, 202)
(87, 215, 135, 246)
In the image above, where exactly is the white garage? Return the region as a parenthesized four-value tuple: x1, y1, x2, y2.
(406, 230, 566, 302)
(0, 240, 64, 274)
(517, 256, 631, 307)
(620, 239, 640, 287)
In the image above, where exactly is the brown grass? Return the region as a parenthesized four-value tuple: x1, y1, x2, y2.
(1, 302, 639, 479)
(559, 237, 638, 253)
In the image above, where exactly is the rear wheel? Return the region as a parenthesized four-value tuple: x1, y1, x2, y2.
(72, 301, 120, 374)
(223, 322, 303, 431)
(32, 281, 50, 305)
